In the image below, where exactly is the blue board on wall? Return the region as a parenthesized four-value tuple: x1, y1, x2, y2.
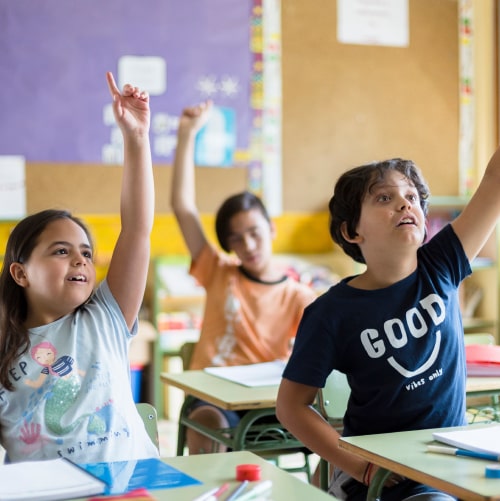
(0, 1, 252, 165)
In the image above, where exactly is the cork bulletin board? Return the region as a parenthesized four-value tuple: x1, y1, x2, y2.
(281, 0, 459, 212)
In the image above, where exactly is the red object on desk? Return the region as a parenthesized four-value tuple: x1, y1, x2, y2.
(88, 487, 155, 501)
(236, 464, 261, 481)
(466, 344, 500, 376)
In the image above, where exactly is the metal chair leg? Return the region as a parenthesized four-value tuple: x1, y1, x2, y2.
(366, 468, 391, 501)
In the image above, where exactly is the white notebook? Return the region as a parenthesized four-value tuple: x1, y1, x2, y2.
(432, 424, 500, 456)
(0, 457, 106, 501)
(204, 360, 287, 387)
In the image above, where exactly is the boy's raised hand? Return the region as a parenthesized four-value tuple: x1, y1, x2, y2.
(178, 100, 213, 136)
(106, 71, 150, 137)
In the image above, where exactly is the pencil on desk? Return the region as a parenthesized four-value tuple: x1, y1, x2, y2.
(231, 480, 272, 501)
(427, 444, 500, 462)
(225, 480, 249, 501)
(192, 486, 219, 501)
(205, 482, 230, 500)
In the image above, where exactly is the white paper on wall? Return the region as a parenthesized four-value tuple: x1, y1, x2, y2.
(337, 0, 409, 47)
(0, 155, 26, 219)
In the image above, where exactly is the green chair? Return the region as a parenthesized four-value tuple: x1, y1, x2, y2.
(136, 402, 160, 453)
(176, 342, 313, 482)
(463, 332, 495, 345)
(316, 370, 351, 491)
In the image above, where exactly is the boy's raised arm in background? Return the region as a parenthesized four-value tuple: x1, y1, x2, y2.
(105, 72, 154, 328)
(170, 100, 213, 262)
(169, 101, 318, 464)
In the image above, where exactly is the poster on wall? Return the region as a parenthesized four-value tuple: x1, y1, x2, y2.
(0, 1, 253, 166)
(337, 0, 409, 47)
(0, 156, 26, 220)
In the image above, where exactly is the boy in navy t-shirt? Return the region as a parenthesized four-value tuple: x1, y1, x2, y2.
(277, 154, 500, 500)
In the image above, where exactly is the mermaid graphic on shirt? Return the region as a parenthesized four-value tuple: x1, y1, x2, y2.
(24, 341, 112, 438)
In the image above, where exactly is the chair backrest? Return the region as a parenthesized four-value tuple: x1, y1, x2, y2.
(464, 333, 495, 346)
(136, 402, 160, 453)
(180, 342, 197, 370)
(317, 370, 351, 427)
(317, 370, 351, 490)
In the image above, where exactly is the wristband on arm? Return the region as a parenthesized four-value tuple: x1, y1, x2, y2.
(363, 462, 374, 486)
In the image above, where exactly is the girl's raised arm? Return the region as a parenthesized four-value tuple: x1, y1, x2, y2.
(105, 71, 154, 328)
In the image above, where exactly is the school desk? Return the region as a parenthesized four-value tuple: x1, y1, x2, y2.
(467, 376, 500, 399)
(339, 423, 500, 501)
(160, 369, 305, 457)
(77, 451, 337, 501)
(162, 369, 500, 452)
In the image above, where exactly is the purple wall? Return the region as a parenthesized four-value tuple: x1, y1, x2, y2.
(0, 1, 252, 163)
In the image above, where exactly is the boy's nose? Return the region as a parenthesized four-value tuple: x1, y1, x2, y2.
(397, 198, 411, 211)
(242, 235, 256, 250)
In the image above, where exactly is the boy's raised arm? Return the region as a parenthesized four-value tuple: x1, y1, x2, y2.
(105, 71, 154, 328)
(171, 101, 212, 261)
(451, 145, 500, 262)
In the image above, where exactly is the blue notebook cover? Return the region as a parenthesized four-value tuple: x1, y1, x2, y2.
(80, 458, 202, 495)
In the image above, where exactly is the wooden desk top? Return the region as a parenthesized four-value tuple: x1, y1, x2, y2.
(160, 370, 279, 411)
(340, 424, 500, 501)
(77, 451, 335, 500)
(162, 369, 500, 411)
(466, 377, 500, 395)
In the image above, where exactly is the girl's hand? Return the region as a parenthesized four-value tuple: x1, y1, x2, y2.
(106, 71, 150, 137)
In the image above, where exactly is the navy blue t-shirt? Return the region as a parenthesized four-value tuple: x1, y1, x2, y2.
(283, 224, 471, 436)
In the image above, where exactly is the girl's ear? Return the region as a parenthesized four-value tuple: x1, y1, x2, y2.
(10, 262, 28, 287)
(340, 221, 362, 243)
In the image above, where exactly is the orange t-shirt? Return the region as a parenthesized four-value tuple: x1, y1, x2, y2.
(189, 244, 317, 370)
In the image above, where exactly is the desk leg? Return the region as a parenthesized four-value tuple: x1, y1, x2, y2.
(176, 395, 195, 455)
(367, 468, 391, 501)
(319, 458, 330, 491)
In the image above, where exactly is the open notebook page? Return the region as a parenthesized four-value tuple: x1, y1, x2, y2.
(204, 360, 287, 387)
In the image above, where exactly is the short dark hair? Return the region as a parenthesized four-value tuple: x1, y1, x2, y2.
(215, 191, 270, 252)
(328, 158, 430, 264)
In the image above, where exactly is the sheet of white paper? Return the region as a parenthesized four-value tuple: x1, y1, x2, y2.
(337, 0, 409, 47)
(0, 155, 26, 220)
(0, 457, 106, 501)
(432, 424, 500, 456)
(118, 55, 167, 96)
(204, 360, 287, 387)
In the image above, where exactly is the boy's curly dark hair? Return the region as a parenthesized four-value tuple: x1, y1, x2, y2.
(328, 158, 430, 264)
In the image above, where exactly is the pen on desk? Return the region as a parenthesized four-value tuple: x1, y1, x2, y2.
(192, 486, 219, 501)
(231, 480, 272, 501)
(225, 480, 249, 501)
(204, 482, 230, 501)
(427, 444, 500, 462)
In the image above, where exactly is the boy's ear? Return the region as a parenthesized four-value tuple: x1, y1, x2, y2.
(270, 220, 277, 239)
(340, 221, 362, 243)
(10, 262, 28, 287)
